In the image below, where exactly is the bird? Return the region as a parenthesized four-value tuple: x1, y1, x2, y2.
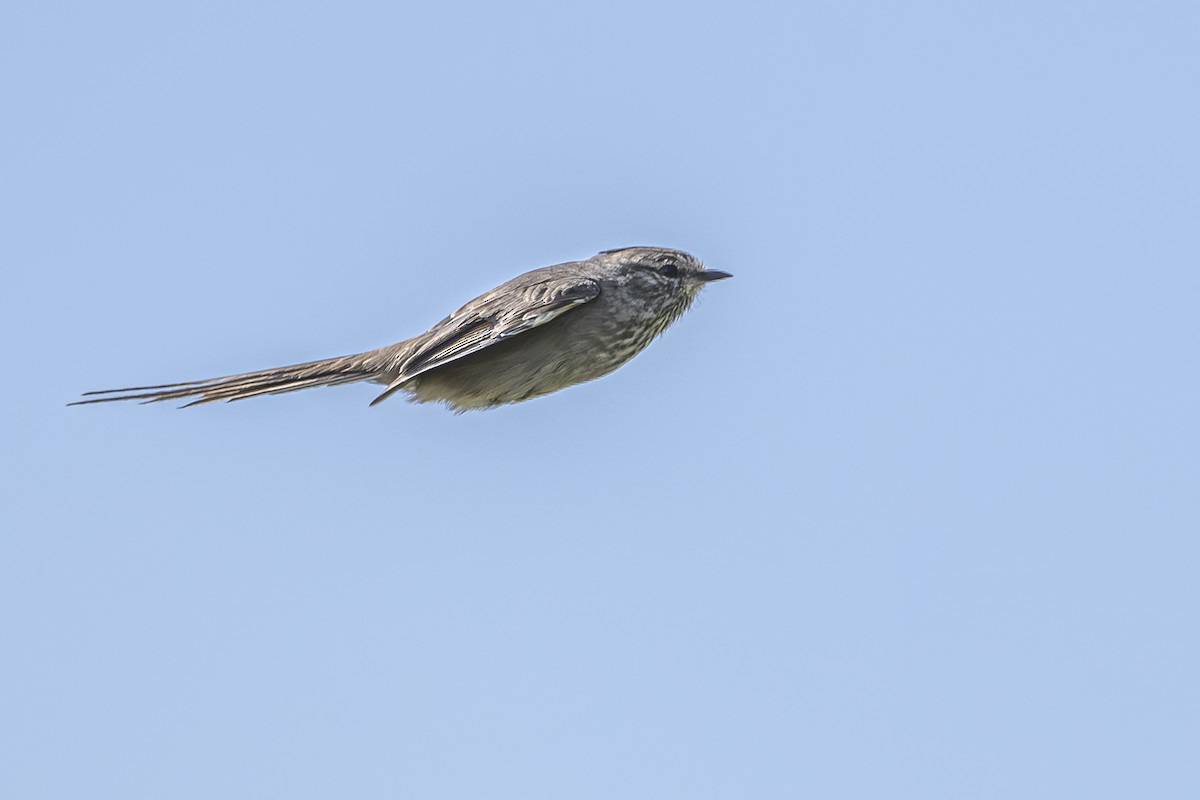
(71, 246, 732, 412)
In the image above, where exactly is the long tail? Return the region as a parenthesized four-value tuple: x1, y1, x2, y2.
(70, 348, 399, 408)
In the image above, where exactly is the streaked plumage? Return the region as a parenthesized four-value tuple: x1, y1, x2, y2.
(72, 247, 732, 412)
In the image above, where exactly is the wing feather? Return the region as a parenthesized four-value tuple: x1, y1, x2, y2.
(369, 276, 600, 406)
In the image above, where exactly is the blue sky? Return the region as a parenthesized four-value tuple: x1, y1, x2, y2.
(3, 2, 1198, 797)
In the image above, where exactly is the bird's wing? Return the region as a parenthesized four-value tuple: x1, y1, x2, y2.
(370, 275, 600, 405)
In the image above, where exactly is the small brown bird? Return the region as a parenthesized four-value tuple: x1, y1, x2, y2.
(71, 247, 732, 412)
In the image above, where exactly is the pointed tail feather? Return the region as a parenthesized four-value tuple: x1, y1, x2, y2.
(70, 350, 392, 408)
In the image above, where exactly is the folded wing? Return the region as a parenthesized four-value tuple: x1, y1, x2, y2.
(370, 275, 601, 406)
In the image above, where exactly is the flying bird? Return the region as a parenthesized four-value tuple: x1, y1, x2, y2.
(72, 247, 732, 412)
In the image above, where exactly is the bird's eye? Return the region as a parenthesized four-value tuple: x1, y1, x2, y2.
(657, 264, 679, 278)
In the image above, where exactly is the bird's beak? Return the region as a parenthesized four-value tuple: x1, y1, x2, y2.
(694, 269, 733, 283)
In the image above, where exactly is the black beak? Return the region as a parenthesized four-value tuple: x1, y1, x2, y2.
(694, 269, 733, 283)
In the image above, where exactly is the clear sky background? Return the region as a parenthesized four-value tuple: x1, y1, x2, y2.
(3, 2, 1198, 798)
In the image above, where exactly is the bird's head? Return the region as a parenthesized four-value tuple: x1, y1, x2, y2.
(594, 247, 732, 323)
